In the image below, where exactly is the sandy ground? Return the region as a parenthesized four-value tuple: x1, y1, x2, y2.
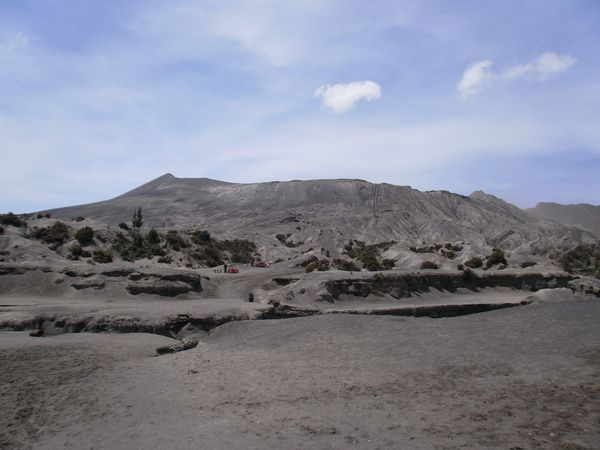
(1, 299, 598, 449)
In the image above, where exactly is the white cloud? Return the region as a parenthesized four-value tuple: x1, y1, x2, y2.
(315, 80, 382, 113)
(457, 60, 493, 99)
(459, 52, 576, 99)
(501, 52, 576, 81)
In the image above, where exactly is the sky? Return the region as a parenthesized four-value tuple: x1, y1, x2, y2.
(1, 0, 599, 212)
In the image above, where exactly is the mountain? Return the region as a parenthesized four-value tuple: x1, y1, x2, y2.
(42, 174, 597, 255)
(526, 202, 600, 233)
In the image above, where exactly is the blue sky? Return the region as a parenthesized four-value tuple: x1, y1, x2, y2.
(1, 0, 599, 212)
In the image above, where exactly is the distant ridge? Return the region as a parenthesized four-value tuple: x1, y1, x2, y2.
(41, 174, 597, 254)
(526, 202, 600, 233)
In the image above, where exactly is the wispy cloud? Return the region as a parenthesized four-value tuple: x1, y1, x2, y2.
(315, 81, 382, 113)
(2, 32, 32, 52)
(458, 52, 577, 99)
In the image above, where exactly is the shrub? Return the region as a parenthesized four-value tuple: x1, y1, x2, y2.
(217, 239, 257, 263)
(0, 226, 4, 235)
(157, 255, 172, 264)
(520, 261, 536, 268)
(462, 267, 478, 282)
(70, 243, 91, 259)
(165, 230, 187, 251)
(0, 212, 25, 227)
(441, 249, 456, 259)
(43, 221, 69, 245)
(420, 260, 438, 270)
(333, 258, 360, 271)
(457, 263, 464, 270)
(299, 255, 319, 267)
(381, 259, 395, 270)
(486, 248, 507, 268)
(75, 226, 94, 245)
(73, 216, 84, 222)
(192, 229, 211, 244)
(464, 256, 483, 269)
(118, 222, 129, 230)
(93, 249, 113, 263)
(306, 259, 330, 273)
(147, 228, 161, 244)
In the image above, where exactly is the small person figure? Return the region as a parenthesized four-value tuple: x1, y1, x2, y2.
(224, 263, 228, 273)
(248, 293, 254, 303)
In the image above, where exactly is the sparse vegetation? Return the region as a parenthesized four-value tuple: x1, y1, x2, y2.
(306, 258, 330, 273)
(381, 259, 395, 270)
(72, 216, 84, 222)
(75, 226, 94, 246)
(411, 242, 462, 259)
(165, 230, 187, 251)
(147, 228, 161, 244)
(486, 248, 507, 268)
(191, 229, 211, 244)
(420, 260, 438, 270)
(557, 243, 600, 275)
(343, 240, 395, 271)
(118, 222, 129, 230)
(92, 249, 113, 263)
(333, 258, 360, 272)
(69, 243, 91, 259)
(464, 256, 483, 268)
(0, 213, 25, 227)
(31, 221, 69, 246)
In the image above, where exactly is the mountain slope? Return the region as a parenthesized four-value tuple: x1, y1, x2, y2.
(42, 174, 596, 256)
(526, 202, 600, 233)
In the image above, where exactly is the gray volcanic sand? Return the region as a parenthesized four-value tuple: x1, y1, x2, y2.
(1, 300, 599, 449)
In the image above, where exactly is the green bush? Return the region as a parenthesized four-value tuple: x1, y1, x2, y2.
(165, 230, 187, 251)
(70, 243, 91, 259)
(72, 216, 84, 222)
(381, 259, 395, 270)
(486, 248, 507, 268)
(118, 222, 129, 230)
(333, 258, 360, 271)
(75, 226, 94, 245)
(420, 260, 438, 270)
(464, 256, 483, 268)
(33, 221, 69, 245)
(217, 239, 257, 263)
(93, 249, 113, 263)
(343, 240, 395, 269)
(306, 259, 330, 273)
(0, 213, 25, 227)
(147, 228, 161, 244)
(192, 229, 211, 244)
(157, 255, 172, 264)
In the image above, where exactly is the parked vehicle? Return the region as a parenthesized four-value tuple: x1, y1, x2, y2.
(226, 267, 239, 273)
(254, 260, 269, 268)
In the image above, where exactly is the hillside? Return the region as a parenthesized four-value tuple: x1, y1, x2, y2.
(41, 174, 596, 260)
(526, 202, 600, 233)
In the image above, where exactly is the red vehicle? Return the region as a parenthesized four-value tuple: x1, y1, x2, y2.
(254, 260, 269, 268)
(226, 267, 239, 273)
